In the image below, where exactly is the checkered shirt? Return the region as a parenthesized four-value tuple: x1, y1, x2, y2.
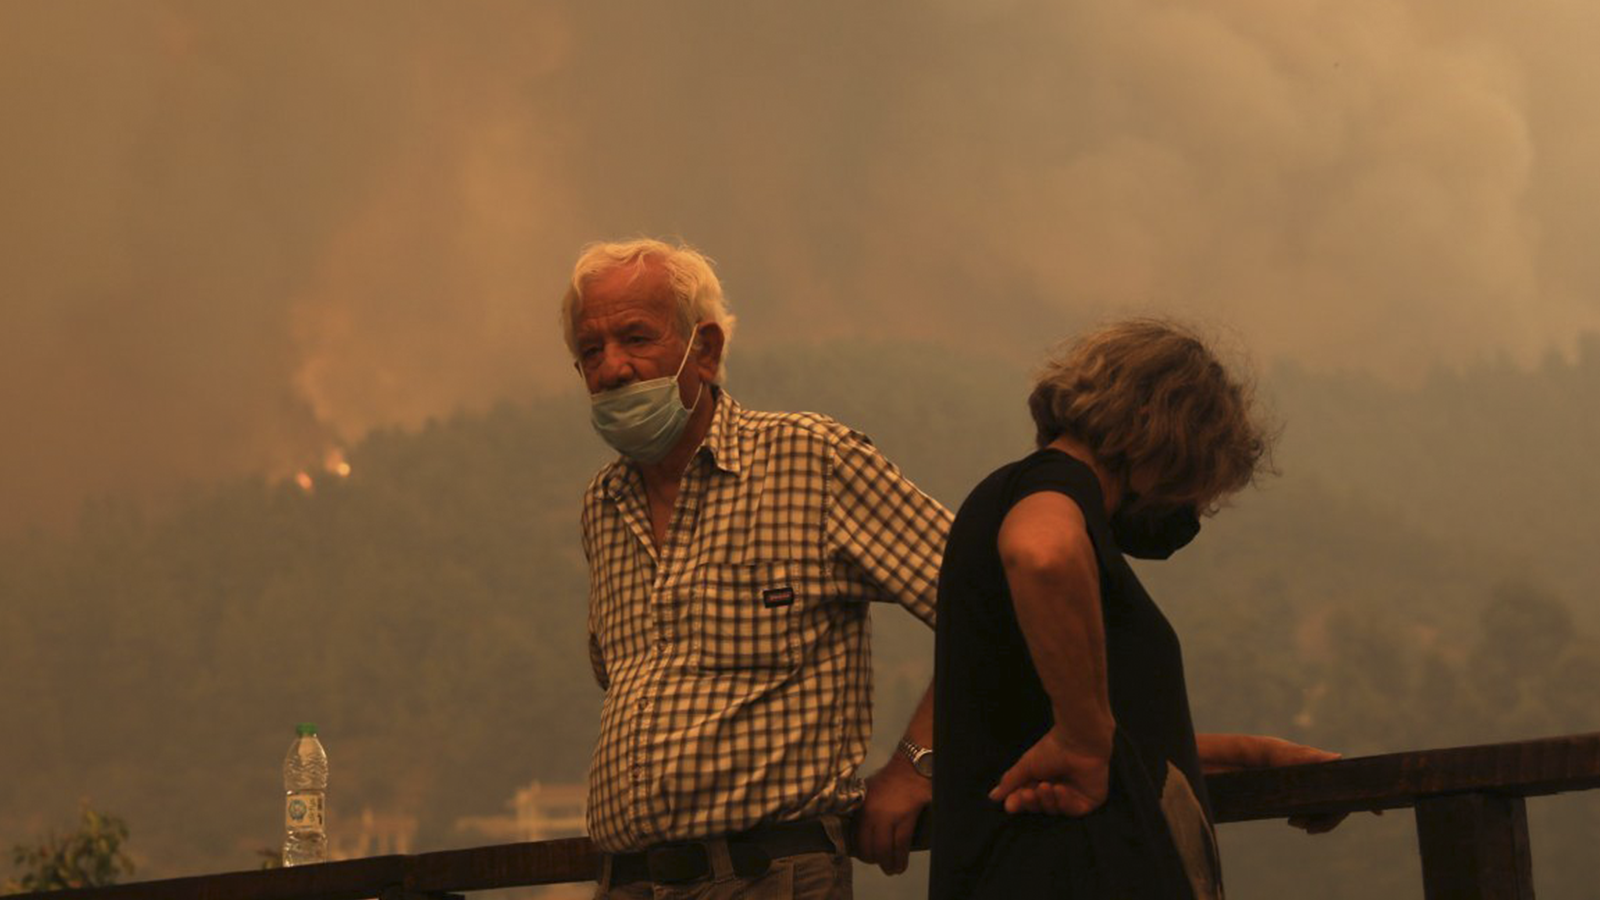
(579, 392, 951, 852)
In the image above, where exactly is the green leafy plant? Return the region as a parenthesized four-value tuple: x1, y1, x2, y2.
(4, 804, 135, 893)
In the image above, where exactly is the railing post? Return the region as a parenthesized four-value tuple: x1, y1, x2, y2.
(1414, 792, 1534, 900)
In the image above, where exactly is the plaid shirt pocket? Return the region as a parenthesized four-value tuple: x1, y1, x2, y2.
(692, 560, 804, 671)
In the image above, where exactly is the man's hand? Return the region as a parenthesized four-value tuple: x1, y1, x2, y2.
(857, 752, 934, 871)
(853, 753, 931, 876)
(988, 726, 1110, 817)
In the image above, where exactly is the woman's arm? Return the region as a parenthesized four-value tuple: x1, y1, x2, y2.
(988, 491, 1114, 816)
(1196, 733, 1340, 774)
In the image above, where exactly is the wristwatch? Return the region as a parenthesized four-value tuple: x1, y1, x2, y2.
(897, 737, 935, 778)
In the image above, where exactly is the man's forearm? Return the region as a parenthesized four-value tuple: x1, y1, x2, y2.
(899, 680, 934, 748)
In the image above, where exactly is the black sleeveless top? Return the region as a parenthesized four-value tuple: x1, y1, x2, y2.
(930, 449, 1218, 899)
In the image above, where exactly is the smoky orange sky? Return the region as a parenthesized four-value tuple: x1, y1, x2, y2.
(3, 0, 1599, 533)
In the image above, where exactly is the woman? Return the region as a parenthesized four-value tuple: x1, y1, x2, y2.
(930, 319, 1336, 899)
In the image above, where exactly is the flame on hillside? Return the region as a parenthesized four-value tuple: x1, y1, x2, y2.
(292, 448, 352, 494)
(325, 448, 352, 478)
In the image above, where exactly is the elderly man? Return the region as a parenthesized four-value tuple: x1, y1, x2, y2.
(563, 238, 947, 898)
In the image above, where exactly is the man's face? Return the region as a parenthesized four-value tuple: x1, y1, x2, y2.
(571, 260, 704, 405)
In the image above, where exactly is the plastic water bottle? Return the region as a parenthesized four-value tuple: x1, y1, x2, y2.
(282, 722, 329, 866)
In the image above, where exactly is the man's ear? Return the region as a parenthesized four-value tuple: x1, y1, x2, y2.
(695, 323, 726, 379)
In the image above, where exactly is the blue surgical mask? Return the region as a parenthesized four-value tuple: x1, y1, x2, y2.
(588, 332, 703, 464)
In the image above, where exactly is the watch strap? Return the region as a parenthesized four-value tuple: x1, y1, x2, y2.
(897, 737, 933, 777)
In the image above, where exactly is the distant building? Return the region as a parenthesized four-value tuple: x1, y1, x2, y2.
(455, 781, 589, 899)
(455, 779, 587, 844)
(333, 807, 418, 859)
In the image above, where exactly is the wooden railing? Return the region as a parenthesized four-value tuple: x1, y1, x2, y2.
(13, 732, 1599, 900)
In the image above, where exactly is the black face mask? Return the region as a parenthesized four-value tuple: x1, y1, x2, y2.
(1109, 495, 1201, 560)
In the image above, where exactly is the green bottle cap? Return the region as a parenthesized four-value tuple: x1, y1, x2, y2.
(296, 723, 318, 737)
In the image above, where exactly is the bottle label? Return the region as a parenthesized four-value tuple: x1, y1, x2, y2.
(285, 791, 325, 831)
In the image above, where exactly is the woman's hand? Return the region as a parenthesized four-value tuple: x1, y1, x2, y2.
(1198, 733, 1375, 834)
(1197, 733, 1341, 773)
(988, 726, 1111, 816)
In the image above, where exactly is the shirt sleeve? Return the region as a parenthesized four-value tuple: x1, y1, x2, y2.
(580, 488, 610, 691)
(588, 630, 610, 691)
(826, 430, 952, 628)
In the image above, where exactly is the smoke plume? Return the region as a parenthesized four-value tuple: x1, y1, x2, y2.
(2, 0, 1597, 530)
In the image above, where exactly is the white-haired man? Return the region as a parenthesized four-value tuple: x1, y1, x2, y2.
(564, 238, 947, 898)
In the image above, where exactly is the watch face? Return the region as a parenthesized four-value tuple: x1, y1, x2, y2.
(913, 751, 934, 778)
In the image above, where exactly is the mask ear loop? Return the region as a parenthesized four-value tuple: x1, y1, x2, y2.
(676, 323, 707, 414)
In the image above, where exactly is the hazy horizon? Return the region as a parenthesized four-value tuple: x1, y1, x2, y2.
(6, 7, 1600, 896)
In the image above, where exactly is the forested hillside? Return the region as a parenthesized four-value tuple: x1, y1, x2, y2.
(3, 338, 1597, 898)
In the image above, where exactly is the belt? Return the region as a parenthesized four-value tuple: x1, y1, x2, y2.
(606, 818, 836, 886)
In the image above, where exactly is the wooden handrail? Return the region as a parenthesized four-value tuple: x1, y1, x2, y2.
(13, 733, 1599, 900)
(1207, 730, 1600, 822)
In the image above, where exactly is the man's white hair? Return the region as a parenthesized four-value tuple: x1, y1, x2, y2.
(560, 238, 737, 383)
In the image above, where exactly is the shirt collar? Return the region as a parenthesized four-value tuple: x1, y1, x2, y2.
(699, 387, 742, 476)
